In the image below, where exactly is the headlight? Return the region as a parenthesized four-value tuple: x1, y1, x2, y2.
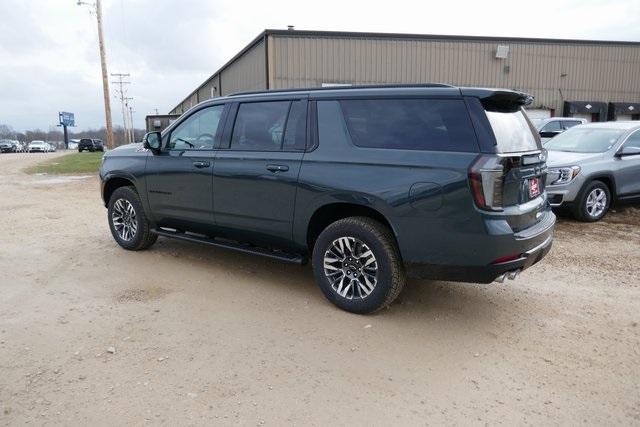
(548, 166, 581, 185)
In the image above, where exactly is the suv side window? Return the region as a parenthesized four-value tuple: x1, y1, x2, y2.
(282, 100, 307, 151)
(562, 120, 582, 130)
(541, 121, 562, 132)
(169, 105, 224, 150)
(230, 101, 291, 151)
(329, 99, 477, 152)
(623, 129, 640, 149)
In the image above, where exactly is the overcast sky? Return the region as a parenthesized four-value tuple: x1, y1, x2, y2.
(0, 0, 638, 132)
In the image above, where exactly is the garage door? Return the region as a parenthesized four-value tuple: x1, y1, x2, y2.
(525, 109, 552, 120)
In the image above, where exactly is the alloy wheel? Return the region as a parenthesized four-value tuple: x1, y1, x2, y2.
(585, 188, 607, 218)
(323, 236, 378, 300)
(112, 199, 138, 241)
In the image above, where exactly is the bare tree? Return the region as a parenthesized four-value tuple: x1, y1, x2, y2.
(0, 124, 16, 139)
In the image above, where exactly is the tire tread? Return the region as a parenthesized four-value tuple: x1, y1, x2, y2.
(108, 186, 157, 250)
(312, 216, 405, 313)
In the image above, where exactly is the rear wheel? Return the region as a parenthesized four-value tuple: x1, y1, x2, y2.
(573, 180, 611, 222)
(107, 186, 157, 250)
(312, 217, 405, 314)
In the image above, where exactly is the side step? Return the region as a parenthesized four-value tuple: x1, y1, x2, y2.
(151, 228, 307, 265)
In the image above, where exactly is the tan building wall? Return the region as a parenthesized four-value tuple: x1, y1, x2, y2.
(169, 30, 640, 117)
(169, 35, 266, 115)
(268, 33, 640, 114)
(220, 39, 266, 96)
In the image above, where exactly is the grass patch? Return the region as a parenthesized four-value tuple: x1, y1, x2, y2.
(25, 152, 103, 175)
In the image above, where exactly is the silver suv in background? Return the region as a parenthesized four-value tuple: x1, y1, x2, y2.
(0, 139, 24, 153)
(546, 122, 640, 221)
(533, 117, 587, 144)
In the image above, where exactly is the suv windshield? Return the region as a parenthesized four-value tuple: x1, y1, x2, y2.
(486, 110, 539, 153)
(546, 128, 624, 153)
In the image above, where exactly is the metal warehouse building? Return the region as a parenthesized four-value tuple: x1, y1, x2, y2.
(165, 29, 640, 125)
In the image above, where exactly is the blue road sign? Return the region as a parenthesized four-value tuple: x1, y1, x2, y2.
(59, 112, 75, 127)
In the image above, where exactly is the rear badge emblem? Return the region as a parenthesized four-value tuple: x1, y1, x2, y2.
(529, 178, 540, 198)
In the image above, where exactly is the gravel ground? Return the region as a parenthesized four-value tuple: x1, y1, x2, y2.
(1, 152, 639, 425)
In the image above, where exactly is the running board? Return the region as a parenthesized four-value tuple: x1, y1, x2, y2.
(151, 228, 306, 265)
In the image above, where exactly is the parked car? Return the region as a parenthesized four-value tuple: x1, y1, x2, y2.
(100, 85, 555, 313)
(78, 138, 104, 152)
(47, 142, 57, 152)
(0, 139, 23, 153)
(68, 139, 80, 150)
(533, 117, 587, 144)
(546, 122, 640, 221)
(28, 140, 49, 153)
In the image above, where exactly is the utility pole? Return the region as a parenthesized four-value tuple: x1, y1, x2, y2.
(111, 73, 131, 145)
(78, 0, 114, 150)
(124, 97, 134, 143)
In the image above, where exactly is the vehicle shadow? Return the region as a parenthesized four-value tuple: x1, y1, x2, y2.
(146, 236, 519, 326)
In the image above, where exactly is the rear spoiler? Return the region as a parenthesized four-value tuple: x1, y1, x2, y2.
(460, 88, 534, 112)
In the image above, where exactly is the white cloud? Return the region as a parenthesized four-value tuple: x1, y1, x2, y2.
(0, 0, 638, 131)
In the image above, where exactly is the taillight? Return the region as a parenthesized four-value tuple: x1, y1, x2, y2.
(469, 155, 505, 211)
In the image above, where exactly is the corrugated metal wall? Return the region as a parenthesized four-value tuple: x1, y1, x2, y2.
(169, 40, 266, 115)
(269, 35, 640, 113)
(220, 39, 266, 96)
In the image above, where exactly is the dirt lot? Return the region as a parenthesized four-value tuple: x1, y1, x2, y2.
(1, 152, 639, 425)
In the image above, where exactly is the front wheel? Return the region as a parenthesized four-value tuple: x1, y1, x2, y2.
(312, 217, 405, 314)
(573, 180, 611, 222)
(107, 186, 157, 250)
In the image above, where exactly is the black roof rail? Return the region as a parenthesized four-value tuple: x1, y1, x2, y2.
(228, 83, 455, 97)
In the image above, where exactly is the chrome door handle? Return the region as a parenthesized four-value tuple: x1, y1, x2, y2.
(266, 164, 289, 172)
(193, 161, 211, 168)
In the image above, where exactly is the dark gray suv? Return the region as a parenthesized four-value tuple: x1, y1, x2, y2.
(99, 85, 555, 313)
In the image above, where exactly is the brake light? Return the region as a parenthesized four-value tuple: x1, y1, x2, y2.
(469, 155, 505, 211)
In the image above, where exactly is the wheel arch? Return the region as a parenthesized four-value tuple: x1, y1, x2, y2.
(581, 173, 617, 203)
(102, 174, 137, 207)
(305, 202, 398, 252)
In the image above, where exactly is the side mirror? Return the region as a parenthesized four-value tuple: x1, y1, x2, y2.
(143, 132, 162, 153)
(616, 145, 640, 157)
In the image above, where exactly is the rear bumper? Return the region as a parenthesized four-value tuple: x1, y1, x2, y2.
(406, 210, 555, 283)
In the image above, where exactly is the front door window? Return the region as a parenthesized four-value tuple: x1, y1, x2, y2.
(169, 105, 224, 150)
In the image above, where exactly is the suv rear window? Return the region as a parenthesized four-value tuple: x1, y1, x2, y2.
(485, 110, 540, 153)
(319, 99, 478, 152)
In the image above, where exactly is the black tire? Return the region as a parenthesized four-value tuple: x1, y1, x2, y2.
(107, 186, 157, 250)
(312, 217, 405, 314)
(572, 180, 611, 222)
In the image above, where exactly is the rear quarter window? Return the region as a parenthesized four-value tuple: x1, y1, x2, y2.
(318, 99, 478, 152)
